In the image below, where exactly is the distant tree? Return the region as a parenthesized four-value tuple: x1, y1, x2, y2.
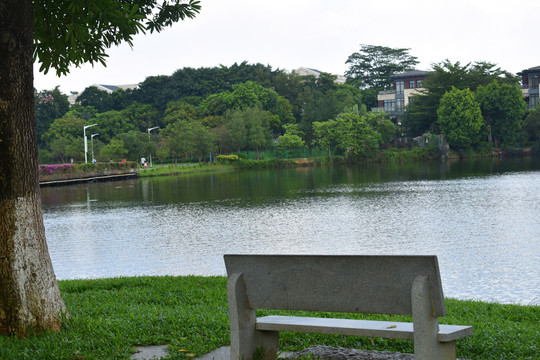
(523, 109, 540, 144)
(66, 105, 98, 121)
(34, 87, 70, 146)
(99, 139, 128, 161)
(272, 71, 305, 120)
(357, 88, 378, 110)
(437, 87, 484, 150)
(121, 102, 161, 132)
(93, 110, 136, 143)
(110, 88, 134, 110)
(345, 44, 419, 90)
(64, 138, 85, 162)
(200, 92, 231, 117)
(298, 76, 364, 143)
(313, 112, 382, 159)
(200, 81, 293, 132)
(76, 86, 114, 113)
(224, 109, 248, 152)
(336, 112, 382, 159)
(162, 120, 189, 163)
(276, 124, 305, 149)
(163, 101, 201, 126)
(162, 120, 213, 163)
(48, 137, 73, 163)
(366, 112, 398, 144)
(245, 106, 273, 160)
(42, 114, 86, 147)
(475, 80, 527, 147)
(402, 90, 441, 137)
(201, 115, 225, 128)
(130, 75, 177, 112)
(191, 123, 215, 163)
(313, 119, 340, 157)
(209, 125, 231, 154)
(41, 113, 90, 162)
(132, 62, 280, 112)
(115, 130, 153, 161)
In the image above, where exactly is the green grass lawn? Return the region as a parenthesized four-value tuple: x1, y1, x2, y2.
(137, 163, 235, 178)
(0, 276, 537, 359)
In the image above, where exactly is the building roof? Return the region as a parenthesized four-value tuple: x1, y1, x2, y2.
(517, 66, 540, 76)
(91, 84, 139, 93)
(293, 67, 347, 84)
(390, 70, 429, 80)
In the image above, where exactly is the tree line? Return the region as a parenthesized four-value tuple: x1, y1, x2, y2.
(36, 62, 385, 164)
(36, 51, 540, 166)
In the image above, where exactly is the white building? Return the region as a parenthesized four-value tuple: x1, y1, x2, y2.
(293, 67, 347, 84)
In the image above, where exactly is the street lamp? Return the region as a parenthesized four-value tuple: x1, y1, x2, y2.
(147, 126, 159, 168)
(83, 124, 97, 163)
(91, 133, 99, 162)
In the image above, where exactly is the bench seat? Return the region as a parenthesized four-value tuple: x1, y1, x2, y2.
(257, 315, 473, 343)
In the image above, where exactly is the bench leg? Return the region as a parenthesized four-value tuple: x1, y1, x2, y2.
(412, 275, 456, 360)
(227, 273, 279, 360)
(438, 341, 457, 360)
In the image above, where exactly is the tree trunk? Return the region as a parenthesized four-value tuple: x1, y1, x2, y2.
(0, 0, 68, 337)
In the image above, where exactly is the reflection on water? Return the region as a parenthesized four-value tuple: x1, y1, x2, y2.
(41, 157, 540, 305)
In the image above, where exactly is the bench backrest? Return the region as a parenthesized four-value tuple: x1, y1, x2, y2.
(224, 254, 446, 317)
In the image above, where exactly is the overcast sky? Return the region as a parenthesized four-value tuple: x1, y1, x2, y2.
(33, 0, 540, 94)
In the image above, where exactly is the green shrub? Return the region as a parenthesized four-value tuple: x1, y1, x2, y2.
(216, 154, 239, 163)
(78, 161, 137, 172)
(476, 142, 494, 156)
(235, 158, 296, 169)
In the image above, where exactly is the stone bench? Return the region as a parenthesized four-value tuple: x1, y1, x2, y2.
(224, 254, 473, 360)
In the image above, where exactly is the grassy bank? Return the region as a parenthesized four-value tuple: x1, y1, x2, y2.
(137, 163, 235, 177)
(0, 276, 537, 359)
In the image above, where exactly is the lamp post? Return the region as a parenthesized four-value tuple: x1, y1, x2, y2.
(83, 124, 97, 163)
(91, 133, 99, 162)
(147, 126, 159, 168)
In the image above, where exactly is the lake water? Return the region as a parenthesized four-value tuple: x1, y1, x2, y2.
(40, 157, 540, 305)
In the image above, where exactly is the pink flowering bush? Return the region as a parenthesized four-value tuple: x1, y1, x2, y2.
(38, 162, 137, 177)
(38, 163, 75, 176)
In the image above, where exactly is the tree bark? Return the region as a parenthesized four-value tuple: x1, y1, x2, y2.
(0, 0, 68, 337)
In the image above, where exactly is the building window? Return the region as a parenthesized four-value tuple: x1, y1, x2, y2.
(384, 100, 396, 113)
(530, 75, 539, 89)
(530, 94, 538, 109)
(409, 80, 415, 89)
(396, 99, 404, 112)
(395, 80, 404, 93)
(416, 80, 423, 88)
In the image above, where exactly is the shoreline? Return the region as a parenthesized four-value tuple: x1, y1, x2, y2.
(38, 154, 539, 186)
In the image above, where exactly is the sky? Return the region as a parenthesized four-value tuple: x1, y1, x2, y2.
(34, 0, 540, 94)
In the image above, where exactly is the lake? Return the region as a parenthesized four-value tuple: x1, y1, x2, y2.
(40, 157, 540, 305)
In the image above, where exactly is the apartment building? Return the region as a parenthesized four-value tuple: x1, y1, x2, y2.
(373, 70, 428, 121)
(518, 66, 540, 110)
